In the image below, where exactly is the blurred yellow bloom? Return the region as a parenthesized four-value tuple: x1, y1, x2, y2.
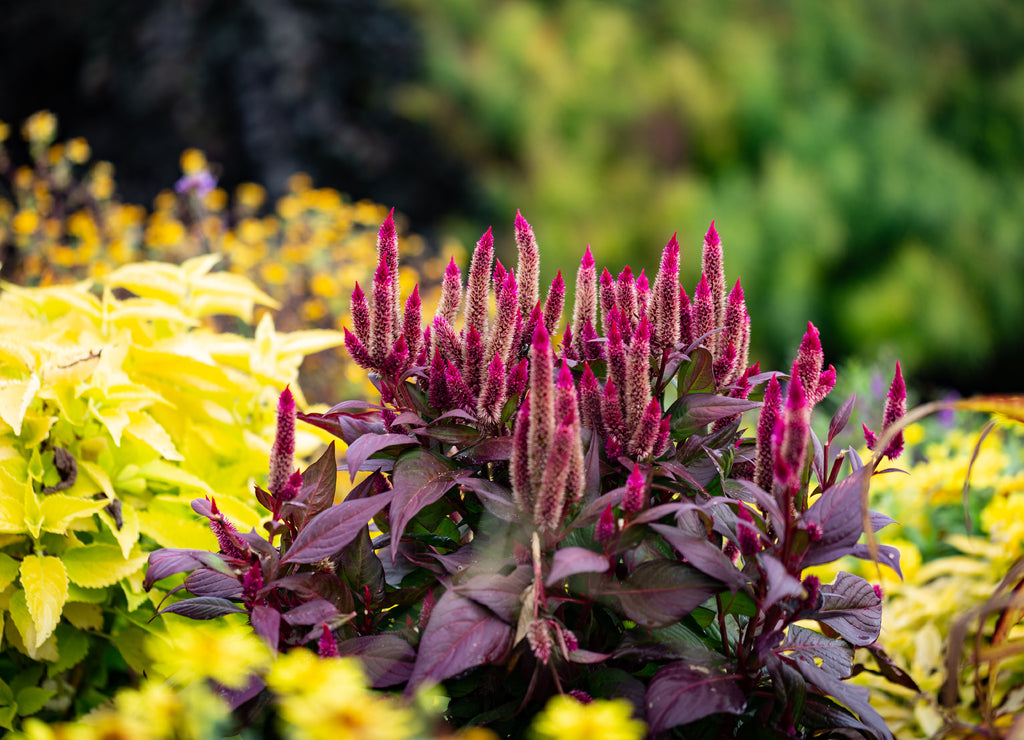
(301, 297, 328, 322)
(180, 148, 208, 175)
(278, 195, 303, 220)
(47, 143, 65, 165)
(22, 110, 57, 143)
(0, 120, 9, 142)
(14, 166, 34, 190)
(12, 209, 39, 235)
(204, 187, 229, 212)
(261, 262, 289, 286)
(146, 617, 272, 689)
(530, 696, 646, 740)
(236, 182, 267, 210)
(287, 172, 313, 194)
(66, 137, 91, 164)
(310, 273, 339, 298)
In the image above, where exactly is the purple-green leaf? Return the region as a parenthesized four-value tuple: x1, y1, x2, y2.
(389, 449, 469, 561)
(145, 549, 229, 589)
(829, 395, 856, 444)
(406, 591, 513, 691)
(455, 566, 531, 622)
(813, 572, 882, 647)
(795, 659, 894, 740)
(336, 634, 415, 687)
(344, 434, 418, 479)
(677, 347, 716, 394)
(280, 598, 340, 626)
(779, 625, 854, 679)
(459, 477, 518, 521)
(298, 442, 337, 524)
(184, 568, 242, 599)
(545, 547, 610, 586)
(281, 490, 395, 564)
(645, 661, 747, 732)
(613, 560, 720, 628)
(159, 596, 246, 620)
(649, 524, 749, 592)
(801, 467, 870, 567)
(251, 604, 281, 651)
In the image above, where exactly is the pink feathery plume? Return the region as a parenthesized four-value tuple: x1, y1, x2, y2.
(563, 325, 577, 361)
(438, 257, 462, 326)
(736, 503, 761, 557)
(526, 321, 556, 496)
(428, 345, 451, 409)
(431, 314, 462, 366)
(692, 273, 714, 348)
(578, 361, 603, 431)
(318, 624, 339, 658)
(679, 285, 693, 347)
(476, 352, 507, 428)
(636, 269, 650, 322)
(554, 359, 585, 503)
(627, 397, 663, 460)
(650, 233, 681, 350)
(510, 394, 533, 513)
(415, 324, 431, 366)
(370, 261, 395, 366)
(571, 245, 598, 359)
(595, 502, 616, 543)
(624, 315, 653, 429)
(343, 327, 374, 370)
(793, 322, 825, 405)
(600, 376, 626, 454)
(605, 308, 629, 402)
(623, 463, 645, 514)
(580, 319, 602, 361)
(653, 415, 671, 458)
(463, 324, 486, 396)
(700, 220, 726, 346)
(599, 267, 617, 335)
(268, 386, 296, 497)
(493, 259, 507, 302)
(713, 343, 737, 389)
(350, 281, 371, 346)
(444, 360, 475, 412)
(489, 270, 519, 368)
(865, 362, 907, 460)
(206, 498, 250, 560)
(534, 411, 576, 531)
(772, 374, 811, 501)
(754, 374, 783, 492)
(507, 357, 529, 399)
(543, 271, 565, 339)
(515, 210, 541, 321)
(721, 280, 748, 385)
(381, 334, 409, 378)
(617, 266, 639, 335)
(464, 227, 495, 340)
(403, 286, 422, 365)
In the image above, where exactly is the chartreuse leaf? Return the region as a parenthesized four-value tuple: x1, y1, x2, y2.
(40, 495, 108, 535)
(15, 685, 55, 717)
(8, 590, 59, 660)
(79, 460, 115, 499)
(61, 601, 104, 631)
(124, 412, 183, 460)
(19, 554, 69, 649)
(0, 373, 41, 435)
(62, 544, 148, 588)
(0, 553, 20, 590)
(100, 503, 140, 559)
(0, 462, 29, 535)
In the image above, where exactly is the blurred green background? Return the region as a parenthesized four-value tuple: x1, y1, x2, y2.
(3, 0, 1023, 395)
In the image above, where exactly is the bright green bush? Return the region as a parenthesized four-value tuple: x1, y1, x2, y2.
(0, 261, 342, 728)
(396, 0, 1024, 391)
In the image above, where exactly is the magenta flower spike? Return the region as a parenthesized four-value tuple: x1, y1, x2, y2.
(650, 233, 681, 350)
(605, 308, 629, 400)
(343, 327, 374, 371)
(772, 374, 811, 499)
(318, 624, 339, 658)
(428, 345, 451, 410)
(624, 314, 653, 429)
(713, 343, 738, 388)
(431, 314, 462, 367)
(736, 503, 761, 557)
(578, 361, 603, 431)
(463, 324, 486, 396)
(754, 374, 783, 492)
(623, 463, 645, 514)
(653, 415, 671, 457)
(692, 273, 714, 348)
(817, 365, 837, 403)
(476, 352, 507, 427)
(595, 502, 617, 543)
(439, 257, 462, 325)
(571, 245, 598, 358)
(627, 397, 663, 460)
(793, 322, 825, 404)
(381, 334, 409, 378)
(464, 227, 495, 341)
(493, 258, 507, 302)
(507, 357, 529, 399)
(881, 362, 907, 459)
(350, 281, 371, 346)
(599, 267, 617, 335)
(444, 360, 475, 411)
(554, 358, 576, 421)
(489, 270, 520, 369)
(207, 498, 250, 560)
(268, 386, 296, 497)
(617, 266, 639, 334)
(722, 280, 748, 384)
(600, 375, 626, 449)
(403, 285, 422, 364)
(534, 413, 576, 531)
(514, 210, 541, 321)
(679, 285, 693, 347)
(370, 268, 396, 366)
(636, 268, 650, 324)
(510, 394, 533, 512)
(526, 321, 556, 496)
(543, 270, 565, 339)
(701, 220, 726, 338)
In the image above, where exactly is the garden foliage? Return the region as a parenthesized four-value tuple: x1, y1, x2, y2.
(0, 254, 342, 728)
(155, 212, 912, 737)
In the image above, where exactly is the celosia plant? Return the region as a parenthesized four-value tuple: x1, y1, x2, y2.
(151, 213, 911, 737)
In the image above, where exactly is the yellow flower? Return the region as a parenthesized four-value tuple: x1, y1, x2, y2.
(0, 120, 9, 142)
(146, 617, 272, 689)
(66, 137, 91, 164)
(22, 111, 57, 144)
(203, 187, 229, 212)
(12, 209, 39, 235)
(530, 696, 646, 740)
(287, 172, 313, 194)
(236, 182, 267, 210)
(180, 148, 208, 175)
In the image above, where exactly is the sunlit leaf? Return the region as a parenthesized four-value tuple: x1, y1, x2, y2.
(62, 544, 148, 588)
(20, 554, 69, 648)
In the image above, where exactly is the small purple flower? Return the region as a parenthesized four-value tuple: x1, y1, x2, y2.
(174, 170, 217, 198)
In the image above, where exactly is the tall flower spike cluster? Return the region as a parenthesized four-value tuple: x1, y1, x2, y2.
(863, 362, 907, 460)
(344, 210, 424, 376)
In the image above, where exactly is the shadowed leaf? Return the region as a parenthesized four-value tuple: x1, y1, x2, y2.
(646, 661, 746, 732)
(613, 560, 720, 628)
(281, 490, 394, 564)
(546, 547, 610, 586)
